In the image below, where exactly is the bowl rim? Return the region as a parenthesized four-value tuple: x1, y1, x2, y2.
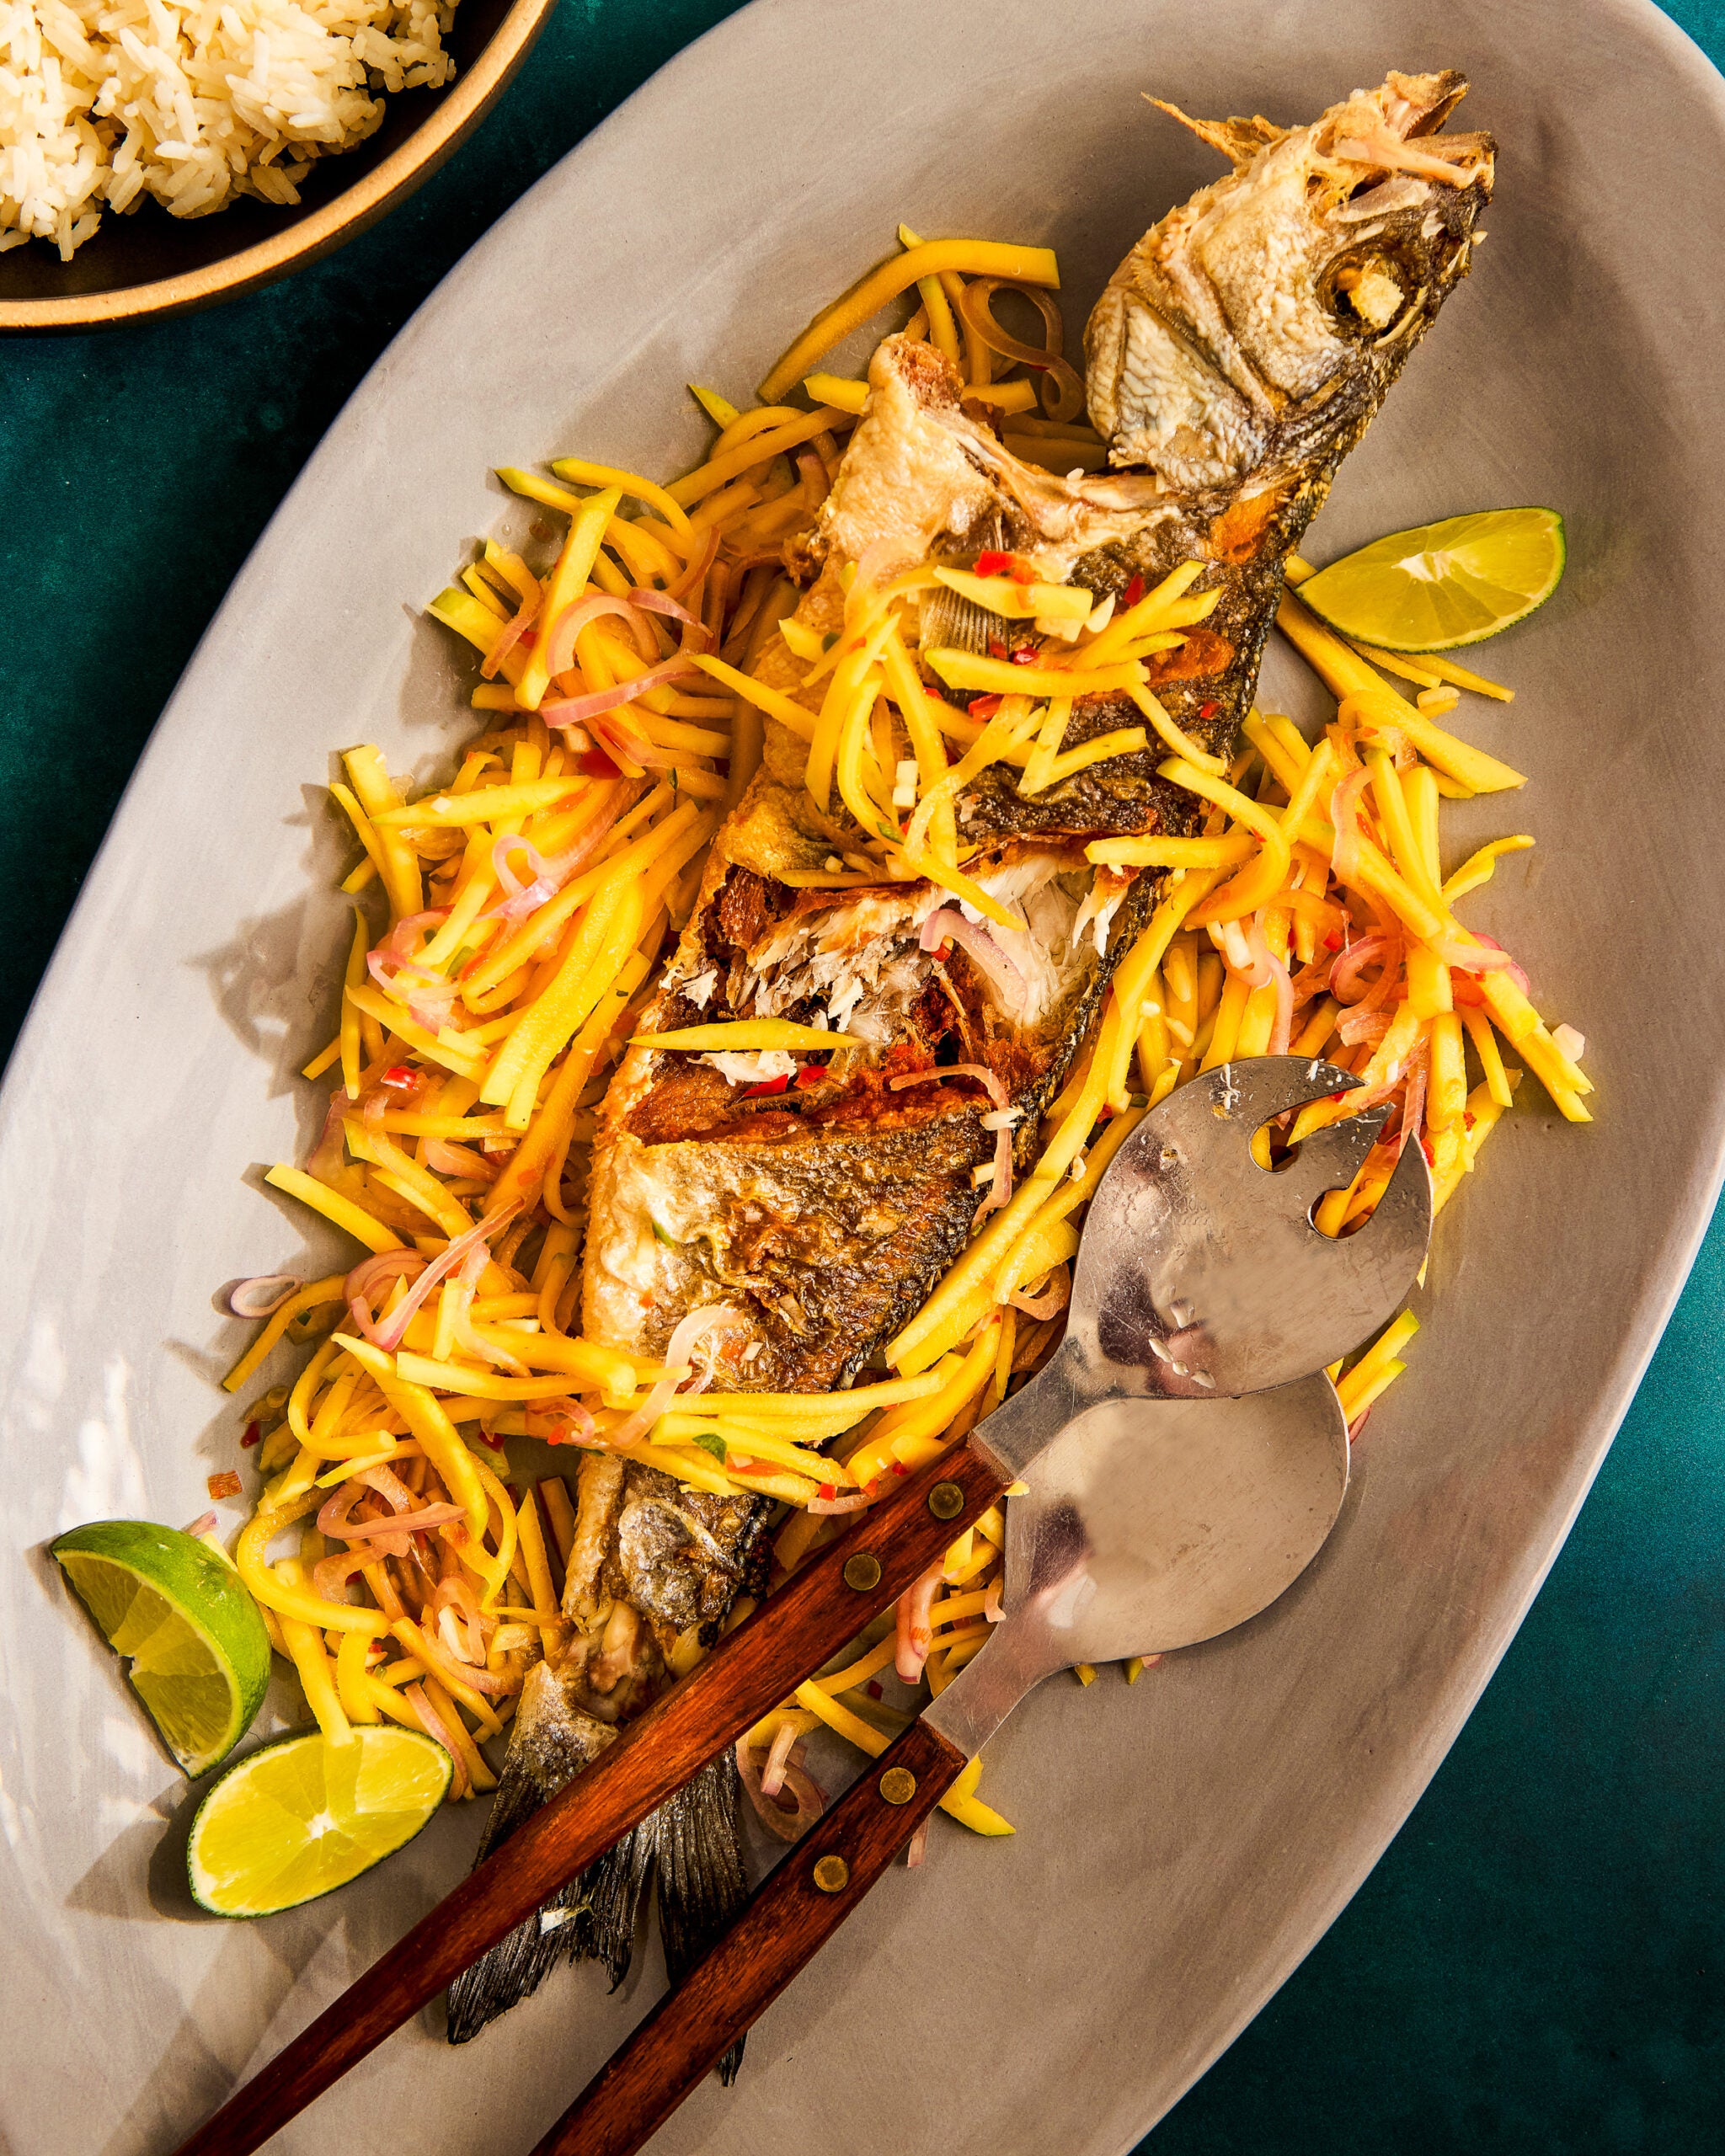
(0, 0, 556, 334)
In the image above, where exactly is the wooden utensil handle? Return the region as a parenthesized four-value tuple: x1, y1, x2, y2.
(531, 1717, 968, 2156)
(172, 1443, 1004, 2156)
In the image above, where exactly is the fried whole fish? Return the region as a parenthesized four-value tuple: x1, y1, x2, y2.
(449, 68, 1493, 2044)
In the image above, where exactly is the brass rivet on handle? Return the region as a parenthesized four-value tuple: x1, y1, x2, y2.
(879, 1766, 917, 1806)
(928, 1480, 964, 1522)
(842, 1552, 882, 1593)
(812, 1854, 850, 1893)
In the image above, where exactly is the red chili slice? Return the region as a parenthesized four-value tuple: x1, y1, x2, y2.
(741, 1074, 792, 1097)
(1199, 701, 1220, 718)
(1123, 574, 1146, 607)
(1009, 645, 1038, 664)
(818, 1483, 836, 1501)
(1419, 1134, 1435, 1166)
(381, 1065, 417, 1090)
(1323, 932, 1343, 952)
(975, 549, 1012, 576)
(1008, 558, 1035, 587)
(970, 693, 1003, 718)
(580, 747, 622, 778)
(239, 1422, 261, 1449)
(987, 637, 1009, 660)
(794, 1063, 828, 1090)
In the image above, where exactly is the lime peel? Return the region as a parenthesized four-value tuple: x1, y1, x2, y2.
(52, 1519, 271, 1776)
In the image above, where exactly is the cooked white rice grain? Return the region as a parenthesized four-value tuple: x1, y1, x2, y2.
(0, 0, 458, 259)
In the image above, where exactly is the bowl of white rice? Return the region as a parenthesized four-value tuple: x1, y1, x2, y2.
(0, 0, 556, 329)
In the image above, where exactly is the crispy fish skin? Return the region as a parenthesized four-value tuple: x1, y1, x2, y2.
(455, 69, 1493, 2047)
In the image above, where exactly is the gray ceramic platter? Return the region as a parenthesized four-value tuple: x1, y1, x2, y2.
(4, 2, 1723, 2150)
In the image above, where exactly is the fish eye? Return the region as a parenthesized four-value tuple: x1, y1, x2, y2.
(1324, 253, 1408, 334)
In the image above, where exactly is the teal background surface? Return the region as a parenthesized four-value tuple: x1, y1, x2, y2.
(2, 3, 1720, 2147)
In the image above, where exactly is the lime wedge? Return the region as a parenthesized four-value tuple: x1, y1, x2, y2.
(53, 1519, 271, 1775)
(1296, 508, 1565, 651)
(187, 1726, 451, 1916)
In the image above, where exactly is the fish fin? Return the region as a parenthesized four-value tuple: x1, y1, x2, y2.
(1146, 96, 1287, 168)
(571, 1818, 656, 1990)
(444, 1667, 613, 2044)
(655, 1752, 750, 2086)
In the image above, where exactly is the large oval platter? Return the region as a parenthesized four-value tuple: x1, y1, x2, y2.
(3, 1, 1723, 2148)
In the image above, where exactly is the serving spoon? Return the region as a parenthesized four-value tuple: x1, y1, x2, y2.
(532, 1366, 1354, 2154)
(171, 1056, 1429, 2156)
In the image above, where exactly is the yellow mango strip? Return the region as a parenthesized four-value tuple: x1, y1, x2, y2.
(341, 747, 421, 922)
(687, 1371, 945, 1434)
(390, 1618, 503, 1737)
(1429, 1011, 1468, 1128)
(516, 485, 619, 711)
(392, 1354, 598, 1402)
(814, 1637, 900, 1695)
(925, 649, 1170, 701)
(836, 669, 898, 846)
(1277, 594, 1525, 792)
(793, 1680, 1013, 1833)
(805, 611, 899, 813)
(1079, 562, 1209, 667)
(708, 403, 804, 457)
(302, 1035, 341, 1082)
(481, 873, 643, 1118)
(1461, 1006, 1514, 1108)
(932, 566, 1094, 626)
(1103, 874, 1225, 1108)
(663, 408, 851, 510)
(334, 905, 370, 1100)
(1020, 726, 1149, 797)
(463, 1326, 638, 1405)
(276, 1589, 354, 1744)
(236, 1492, 387, 1636)
(892, 999, 1128, 1373)
(489, 951, 650, 1221)
(1123, 681, 1226, 774)
(1477, 974, 1591, 1119)
(419, 1674, 499, 1790)
(1087, 831, 1253, 872)
(844, 1321, 1000, 1486)
(759, 237, 1059, 401)
(342, 983, 487, 1080)
(1160, 759, 1291, 925)
(265, 1164, 404, 1255)
(634, 1018, 865, 1053)
(1434, 1076, 1518, 1212)
(1443, 835, 1535, 903)
(692, 653, 817, 743)
(1404, 764, 1443, 890)
(344, 1120, 473, 1241)
(659, 1422, 841, 1484)
(547, 458, 696, 547)
(1343, 639, 1444, 689)
(1337, 1352, 1407, 1425)
(802, 371, 868, 414)
(880, 621, 952, 804)
(1201, 973, 1252, 1070)
(1365, 749, 1445, 915)
(513, 1486, 561, 1657)
(458, 787, 682, 1000)
(1413, 649, 1514, 702)
(1342, 1310, 1420, 1406)
(1405, 943, 1452, 1021)
(334, 1628, 381, 1726)
(334, 1336, 488, 1535)
(329, 783, 389, 894)
(371, 778, 587, 830)
(223, 1275, 348, 1393)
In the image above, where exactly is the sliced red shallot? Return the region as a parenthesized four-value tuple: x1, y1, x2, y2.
(478, 784, 637, 928)
(1336, 1008, 1393, 1049)
(610, 1304, 750, 1444)
(406, 1682, 469, 1799)
(734, 1737, 825, 1843)
(804, 1490, 870, 1515)
(526, 1396, 599, 1446)
(1396, 1046, 1429, 1162)
(344, 1203, 520, 1353)
(895, 1559, 944, 1684)
(1265, 940, 1295, 1056)
(665, 527, 719, 606)
(228, 1274, 300, 1320)
(1010, 1263, 1071, 1321)
(1329, 931, 1396, 1006)
(538, 654, 700, 734)
(1433, 934, 1520, 980)
(759, 1716, 801, 1801)
(312, 1546, 376, 1603)
(919, 907, 1024, 1003)
(1552, 1022, 1586, 1062)
(541, 593, 658, 680)
(482, 582, 541, 679)
(1328, 765, 1373, 885)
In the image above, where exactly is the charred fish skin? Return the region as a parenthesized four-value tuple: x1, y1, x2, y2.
(455, 69, 1493, 2048)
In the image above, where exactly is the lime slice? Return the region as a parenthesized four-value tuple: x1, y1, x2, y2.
(1296, 508, 1565, 651)
(52, 1520, 271, 1775)
(187, 1726, 452, 1916)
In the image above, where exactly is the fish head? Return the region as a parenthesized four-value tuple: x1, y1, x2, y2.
(1086, 70, 1495, 492)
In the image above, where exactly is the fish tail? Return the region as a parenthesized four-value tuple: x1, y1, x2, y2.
(571, 1817, 656, 1989)
(654, 1752, 750, 2085)
(445, 1751, 584, 2042)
